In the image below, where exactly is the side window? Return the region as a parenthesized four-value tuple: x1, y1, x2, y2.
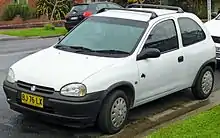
(144, 19, 178, 53)
(178, 17, 206, 47)
(107, 3, 122, 8)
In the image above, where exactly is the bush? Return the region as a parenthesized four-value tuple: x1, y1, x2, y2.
(43, 23, 55, 30)
(2, 4, 35, 21)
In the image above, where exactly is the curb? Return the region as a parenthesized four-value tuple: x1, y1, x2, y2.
(0, 35, 62, 41)
(101, 99, 209, 138)
(137, 98, 220, 138)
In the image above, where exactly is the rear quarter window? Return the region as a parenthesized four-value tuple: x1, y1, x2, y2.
(70, 4, 88, 12)
(178, 17, 206, 47)
(88, 3, 108, 13)
(107, 3, 122, 8)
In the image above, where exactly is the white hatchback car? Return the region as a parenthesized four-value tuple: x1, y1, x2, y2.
(3, 4, 216, 134)
(204, 14, 220, 63)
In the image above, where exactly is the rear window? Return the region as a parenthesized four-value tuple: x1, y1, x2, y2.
(70, 4, 88, 12)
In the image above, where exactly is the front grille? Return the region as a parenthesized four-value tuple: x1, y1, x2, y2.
(17, 81, 55, 94)
(212, 36, 220, 44)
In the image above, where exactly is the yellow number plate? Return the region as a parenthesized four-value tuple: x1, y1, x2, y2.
(21, 92, 44, 108)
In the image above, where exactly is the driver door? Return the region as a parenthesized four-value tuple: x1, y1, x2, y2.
(135, 19, 185, 105)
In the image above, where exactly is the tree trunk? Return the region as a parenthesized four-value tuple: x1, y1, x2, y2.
(50, 0, 57, 21)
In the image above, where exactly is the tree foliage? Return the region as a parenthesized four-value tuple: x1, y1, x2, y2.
(126, 0, 208, 19)
(36, 0, 70, 20)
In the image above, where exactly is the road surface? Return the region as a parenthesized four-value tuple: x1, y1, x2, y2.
(0, 38, 220, 138)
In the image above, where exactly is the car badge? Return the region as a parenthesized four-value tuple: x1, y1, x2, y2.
(31, 85, 36, 92)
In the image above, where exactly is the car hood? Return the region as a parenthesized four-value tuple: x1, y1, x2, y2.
(205, 19, 220, 36)
(11, 47, 120, 91)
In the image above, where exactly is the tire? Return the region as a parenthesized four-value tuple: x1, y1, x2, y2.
(97, 90, 129, 134)
(192, 66, 214, 100)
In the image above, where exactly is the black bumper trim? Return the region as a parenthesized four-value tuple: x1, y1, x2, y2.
(9, 102, 89, 120)
(9, 102, 94, 128)
(3, 80, 107, 127)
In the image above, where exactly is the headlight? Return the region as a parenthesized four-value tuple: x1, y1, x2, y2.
(60, 83, 87, 97)
(6, 68, 15, 83)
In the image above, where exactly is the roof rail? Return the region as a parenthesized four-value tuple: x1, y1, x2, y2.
(126, 4, 184, 13)
(97, 7, 158, 19)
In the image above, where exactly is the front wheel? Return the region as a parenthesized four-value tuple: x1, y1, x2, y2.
(192, 66, 214, 100)
(97, 90, 129, 134)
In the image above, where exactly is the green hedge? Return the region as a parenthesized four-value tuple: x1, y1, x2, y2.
(2, 4, 36, 21)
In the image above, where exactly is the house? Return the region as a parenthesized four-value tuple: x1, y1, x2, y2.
(0, 0, 11, 16)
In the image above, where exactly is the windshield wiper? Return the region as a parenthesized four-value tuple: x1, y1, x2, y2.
(55, 45, 130, 55)
(54, 44, 94, 52)
(95, 50, 130, 55)
(70, 46, 94, 52)
(54, 44, 68, 49)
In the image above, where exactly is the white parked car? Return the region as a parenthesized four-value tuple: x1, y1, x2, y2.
(204, 14, 220, 63)
(3, 4, 216, 134)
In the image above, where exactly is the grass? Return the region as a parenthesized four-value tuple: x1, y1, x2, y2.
(148, 105, 220, 138)
(0, 27, 67, 37)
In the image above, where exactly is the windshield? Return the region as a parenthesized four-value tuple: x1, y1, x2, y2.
(70, 4, 88, 12)
(58, 16, 147, 57)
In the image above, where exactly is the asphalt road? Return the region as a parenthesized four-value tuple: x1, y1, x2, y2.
(0, 38, 220, 138)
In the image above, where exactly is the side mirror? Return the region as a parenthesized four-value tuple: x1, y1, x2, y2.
(58, 36, 64, 41)
(137, 48, 160, 60)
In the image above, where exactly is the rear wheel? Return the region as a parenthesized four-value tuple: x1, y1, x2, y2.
(192, 66, 214, 100)
(97, 90, 129, 134)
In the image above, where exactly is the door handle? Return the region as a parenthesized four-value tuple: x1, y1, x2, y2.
(178, 56, 184, 62)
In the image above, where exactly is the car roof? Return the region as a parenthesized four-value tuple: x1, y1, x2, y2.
(94, 4, 195, 22)
(94, 9, 153, 22)
(95, 8, 185, 22)
(130, 8, 178, 16)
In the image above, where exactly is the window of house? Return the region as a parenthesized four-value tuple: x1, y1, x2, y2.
(14, 0, 28, 4)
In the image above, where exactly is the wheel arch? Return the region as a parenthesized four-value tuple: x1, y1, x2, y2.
(103, 81, 135, 109)
(192, 58, 216, 87)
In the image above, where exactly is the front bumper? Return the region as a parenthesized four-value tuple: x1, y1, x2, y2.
(3, 80, 106, 127)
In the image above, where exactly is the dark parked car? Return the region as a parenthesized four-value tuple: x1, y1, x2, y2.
(64, 2, 123, 31)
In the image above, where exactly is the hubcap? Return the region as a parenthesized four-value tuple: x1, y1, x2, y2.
(202, 71, 213, 94)
(111, 97, 127, 128)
